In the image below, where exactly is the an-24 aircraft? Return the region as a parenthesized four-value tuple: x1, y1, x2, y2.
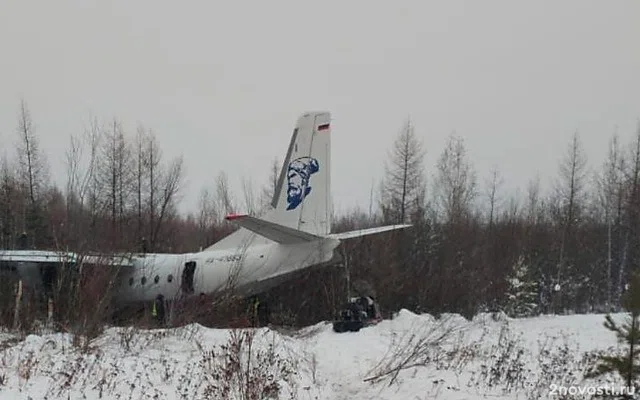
(0, 111, 410, 308)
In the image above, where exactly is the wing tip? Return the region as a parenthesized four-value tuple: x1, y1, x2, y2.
(225, 213, 248, 221)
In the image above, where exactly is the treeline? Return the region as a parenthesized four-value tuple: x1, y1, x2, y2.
(2, 101, 216, 254)
(265, 119, 640, 325)
(1, 101, 640, 325)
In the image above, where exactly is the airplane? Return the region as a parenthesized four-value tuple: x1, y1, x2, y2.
(0, 111, 411, 311)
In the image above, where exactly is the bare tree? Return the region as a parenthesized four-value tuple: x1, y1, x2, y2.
(129, 125, 186, 251)
(241, 176, 259, 216)
(380, 118, 427, 224)
(503, 190, 521, 224)
(196, 187, 218, 249)
(216, 171, 235, 222)
(96, 118, 133, 249)
(260, 157, 280, 211)
(81, 118, 104, 229)
(0, 157, 19, 248)
(597, 132, 625, 309)
(145, 129, 162, 246)
(433, 133, 477, 224)
(133, 126, 147, 239)
(16, 100, 48, 206)
(555, 132, 588, 238)
(525, 174, 542, 225)
(66, 133, 82, 212)
(485, 166, 504, 230)
(553, 131, 588, 287)
(149, 155, 184, 250)
(64, 117, 103, 248)
(617, 123, 640, 307)
(16, 100, 49, 248)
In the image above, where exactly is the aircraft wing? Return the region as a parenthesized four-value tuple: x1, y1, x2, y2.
(225, 214, 323, 244)
(0, 250, 135, 267)
(325, 224, 412, 241)
(0, 250, 77, 263)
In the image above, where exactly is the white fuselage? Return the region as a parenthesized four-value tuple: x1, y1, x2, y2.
(114, 238, 340, 305)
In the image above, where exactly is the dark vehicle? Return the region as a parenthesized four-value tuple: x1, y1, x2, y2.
(332, 296, 382, 333)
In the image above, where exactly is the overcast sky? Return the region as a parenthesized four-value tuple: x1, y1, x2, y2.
(1, 0, 639, 216)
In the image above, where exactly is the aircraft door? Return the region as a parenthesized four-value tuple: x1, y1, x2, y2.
(181, 261, 196, 294)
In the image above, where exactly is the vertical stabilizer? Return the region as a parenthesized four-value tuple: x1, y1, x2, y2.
(267, 111, 331, 235)
(205, 111, 331, 251)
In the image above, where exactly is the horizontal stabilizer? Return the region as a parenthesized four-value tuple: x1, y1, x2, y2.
(225, 214, 323, 244)
(326, 224, 412, 241)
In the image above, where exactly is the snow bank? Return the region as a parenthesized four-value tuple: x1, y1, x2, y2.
(0, 311, 627, 399)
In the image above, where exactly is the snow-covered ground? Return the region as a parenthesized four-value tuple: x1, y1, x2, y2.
(0, 311, 632, 399)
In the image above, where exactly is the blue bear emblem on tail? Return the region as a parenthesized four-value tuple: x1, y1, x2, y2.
(286, 156, 319, 210)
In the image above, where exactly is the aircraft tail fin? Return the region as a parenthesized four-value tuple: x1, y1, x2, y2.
(266, 111, 331, 236)
(206, 111, 331, 251)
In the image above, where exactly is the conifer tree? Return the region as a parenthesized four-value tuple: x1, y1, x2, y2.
(504, 256, 539, 317)
(380, 118, 426, 224)
(588, 271, 640, 395)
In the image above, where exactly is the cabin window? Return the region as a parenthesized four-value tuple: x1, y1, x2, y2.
(181, 261, 196, 294)
(129, 277, 134, 286)
(154, 275, 160, 284)
(141, 276, 147, 285)
(168, 274, 173, 283)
